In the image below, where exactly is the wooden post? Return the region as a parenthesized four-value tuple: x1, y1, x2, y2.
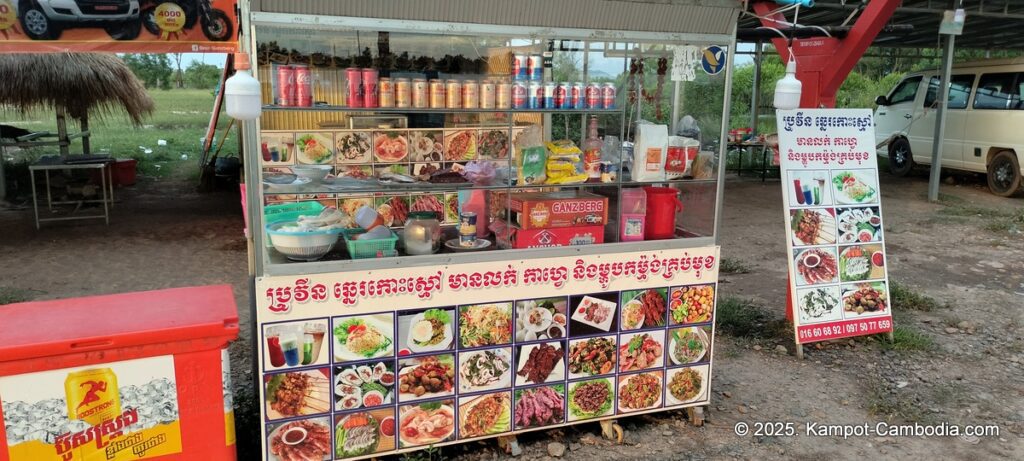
(55, 109, 69, 157)
(80, 114, 91, 155)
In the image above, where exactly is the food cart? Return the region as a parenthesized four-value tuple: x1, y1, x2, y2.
(242, 1, 739, 459)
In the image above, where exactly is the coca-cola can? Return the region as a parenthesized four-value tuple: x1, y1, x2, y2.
(480, 80, 496, 109)
(379, 77, 395, 108)
(554, 82, 569, 109)
(362, 69, 379, 108)
(445, 79, 462, 109)
(412, 78, 429, 108)
(585, 83, 602, 109)
(429, 79, 446, 108)
(345, 68, 363, 108)
(571, 82, 584, 109)
(528, 54, 543, 81)
(602, 83, 617, 109)
(511, 81, 527, 109)
(395, 78, 411, 108)
(275, 65, 294, 106)
(462, 79, 479, 109)
(528, 82, 543, 109)
(293, 65, 311, 107)
(497, 81, 512, 109)
(513, 54, 529, 80)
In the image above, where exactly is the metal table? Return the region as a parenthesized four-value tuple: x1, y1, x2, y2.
(29, 155, 114, 229)
(727, 142, 778, 181)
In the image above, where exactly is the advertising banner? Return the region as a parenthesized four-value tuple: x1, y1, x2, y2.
(776, 109, 894, 345)
(0, 0, 237, 53)
(255, 248, 720, 460)
(0, 356, 182, 460)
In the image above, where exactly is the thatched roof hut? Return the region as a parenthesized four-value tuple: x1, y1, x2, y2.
(0, 53, 154, 125)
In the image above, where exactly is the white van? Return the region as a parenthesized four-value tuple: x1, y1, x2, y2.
(874, 58, 1024, 196)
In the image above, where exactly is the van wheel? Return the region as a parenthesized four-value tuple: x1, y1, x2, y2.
(987, 150, 1021, 197)
(19, 3, 60, 40)
(888, 138, 914, 176)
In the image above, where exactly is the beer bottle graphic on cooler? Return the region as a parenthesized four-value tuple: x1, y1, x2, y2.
(65, 368, 122, 426)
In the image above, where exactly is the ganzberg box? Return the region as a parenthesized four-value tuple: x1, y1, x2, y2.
(508, 191, 609, 230)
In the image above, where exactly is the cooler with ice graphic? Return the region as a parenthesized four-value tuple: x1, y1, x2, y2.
(0, 285, 239, 461)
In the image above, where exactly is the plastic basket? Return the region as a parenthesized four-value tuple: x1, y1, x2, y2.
(264, 201, 325, 224)
(342, 228, 399, 259)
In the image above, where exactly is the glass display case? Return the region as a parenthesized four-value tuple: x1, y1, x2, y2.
(245, 14, 730, 274)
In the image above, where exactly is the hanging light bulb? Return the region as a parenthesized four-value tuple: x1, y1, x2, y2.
(225, 52, 262, 121)
(774, 54, 802, 110)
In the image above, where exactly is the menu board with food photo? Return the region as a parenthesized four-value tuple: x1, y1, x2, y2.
(261, 132, 296, 166)
(513, 384, 565, 430)
(296, 132, 335, 165)
(334, 408, 396, 458)
(373, 131, 410, 163)
(777, 108, 893, 345)
(477, 128, 511, 159)
(398, 400, 456, 448)
(444, 129, 478, 161)
(255, 249, 721, 458)
(458, 392, 513, 439)
(409, 130, 445, 162)
(335, 131, 373, 164)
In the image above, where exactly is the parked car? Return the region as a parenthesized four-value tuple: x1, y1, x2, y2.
(874, 58, 1024, 196)
(18, 0, 142, 40)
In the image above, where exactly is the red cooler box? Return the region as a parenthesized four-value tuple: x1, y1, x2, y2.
(0, 285, 239, 461)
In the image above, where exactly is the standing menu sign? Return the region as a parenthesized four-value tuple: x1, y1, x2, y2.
(255, 249, 719, 460)
(776, 109, 894, 344)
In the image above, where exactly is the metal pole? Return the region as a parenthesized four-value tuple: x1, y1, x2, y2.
(671, 80, 680, 134)
(750, 42, 762, 136)
(928, 32, 955, 202)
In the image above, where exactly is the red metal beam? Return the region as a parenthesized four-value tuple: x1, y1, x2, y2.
(752, 0, 901, 108)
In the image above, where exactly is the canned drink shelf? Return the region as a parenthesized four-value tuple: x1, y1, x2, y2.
(260, 177, 716, 196)
(261, 105, 623, 114)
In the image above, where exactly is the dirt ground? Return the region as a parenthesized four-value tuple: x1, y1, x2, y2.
(1, 168, 1022, 460)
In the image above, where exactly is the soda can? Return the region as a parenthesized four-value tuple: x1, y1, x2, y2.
(459, 212, 478, 246)
(585, 83, 603, 109)
(480, 80, 496, 109)
(602, 83, 617, 109)
(571, 82, 584, 109)
(395, 78, 412, 108)
(543, 82, 556, 109)
(445, 79, 462, 109)
(429, 79, 446, 108)
(412, 78, 429, 108)
(379, 77, 395, 108)
(362, 68, 379, 108)
(497, 81, 513, 109)
(345, 68, 363, 108)
(513, 54, 529, 80)
(65, 368, 121, 426)
(294, 65, 312, 107)
(275, 65, 294, 106)
(528, 54, 543, 81)
(462, 79, 479, 109)
(511, 81, 528, 109)
(527, 82, 542, 109)
(555, 82, 569, 109)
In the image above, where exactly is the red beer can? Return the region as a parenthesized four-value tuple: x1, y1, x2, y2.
(528, 54, 543, 81)
(602, 83, 617, 109)
(345, 68, 363, 108)
(275, 65, 294, 106)
(585, 83, 603, 109)
(570, 82, 583, 109)
(511, 81, 528, 109)
(512, 54, 529, 80)
(294, 65, 312, 107)
(362, 68, 379, 108)
(554, 82, 568, 109)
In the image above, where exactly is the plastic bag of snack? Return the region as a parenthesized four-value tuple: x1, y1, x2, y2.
(545, 139, 588, 184)
(666, 136, 700, 179)
(516, 125, 547, 185)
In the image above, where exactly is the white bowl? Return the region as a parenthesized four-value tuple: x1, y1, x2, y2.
(266, 222, 341, 261)
(291, 165, 333, 182)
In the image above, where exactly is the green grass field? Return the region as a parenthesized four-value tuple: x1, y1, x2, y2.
(5, 89, 234, 180)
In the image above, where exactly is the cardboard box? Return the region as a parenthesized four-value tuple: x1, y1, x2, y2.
(508, 191, 609, 230)
(496, 221, 605, 249)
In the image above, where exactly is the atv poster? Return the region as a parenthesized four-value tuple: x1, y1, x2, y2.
(0, 0, 237, 53)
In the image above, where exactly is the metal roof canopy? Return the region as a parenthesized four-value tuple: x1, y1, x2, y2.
(249, 0, 742, 41)
(738, 0, 1024, 50)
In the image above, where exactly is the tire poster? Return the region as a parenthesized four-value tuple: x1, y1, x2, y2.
(0, 0, 237, 53)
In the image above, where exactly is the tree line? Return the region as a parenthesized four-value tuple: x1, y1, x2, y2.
(121, 53, 223, 90)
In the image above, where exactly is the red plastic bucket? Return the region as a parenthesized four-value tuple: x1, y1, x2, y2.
(643, 186, 682, 240)
(113, 158, 137, 186)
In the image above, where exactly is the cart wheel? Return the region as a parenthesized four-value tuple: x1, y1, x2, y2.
(599, 419, 624, 443)
(888, 137, 914, 177)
